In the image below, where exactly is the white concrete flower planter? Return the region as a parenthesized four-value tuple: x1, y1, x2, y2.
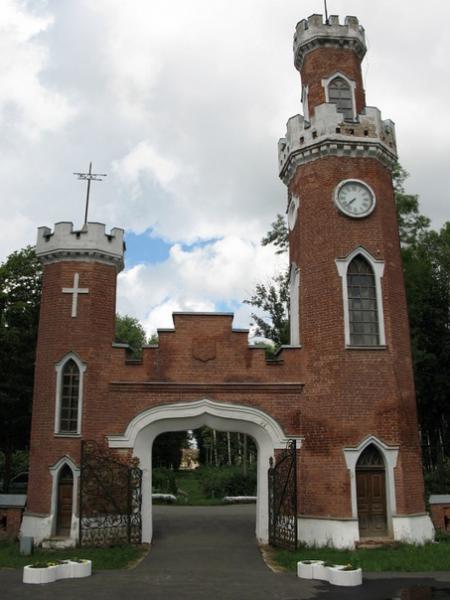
(312, 561, 330, 581)
(23, 559, 92, 584)
(23, 564, 58, 584)
(328, 565, 362, 587)
(70, 559, 92, 578)
(297, 560, 322, 579)
(56, 560, 72, 579)
(297, 560, 362, 587)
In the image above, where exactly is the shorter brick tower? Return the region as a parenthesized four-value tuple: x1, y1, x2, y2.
(22, 223, 124, 542)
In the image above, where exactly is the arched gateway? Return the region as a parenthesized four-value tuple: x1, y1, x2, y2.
(109, 399, 298, 543)
(23, 12, 434, 549)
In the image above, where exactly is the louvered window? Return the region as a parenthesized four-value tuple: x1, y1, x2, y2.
(328, 77, 354, 120)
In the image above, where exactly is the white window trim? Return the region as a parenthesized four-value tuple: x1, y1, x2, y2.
(49, 455, 80, 539)
(335, 246, 386, 347)
(289, 263, 300, 346)
(301, 84, 310, 122)
(343, 436, 399, 535)
(54, 352, 86, 435)
(322, 71, 357, 120)
(287, 195, 300, 231)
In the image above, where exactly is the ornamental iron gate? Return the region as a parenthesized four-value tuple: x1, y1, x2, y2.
(268, 439, 297, 550)
(79, 440, 142, 546)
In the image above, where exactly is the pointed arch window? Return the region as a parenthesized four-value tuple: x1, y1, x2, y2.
(328, 76, 354, 120)
(336, 248, 386, 348)
(60, 360, 80, 433)
(55, 353, 86, 435)
(347, 256, 379, 346)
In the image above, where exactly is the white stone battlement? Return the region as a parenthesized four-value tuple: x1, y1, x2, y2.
(278, 104, 397, 185)
(36, 222, 125, 271)
(294, 14, 366, 69)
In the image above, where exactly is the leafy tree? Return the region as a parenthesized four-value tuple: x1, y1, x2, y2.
(393, 163, 431, 246)
(244, 270, 289, 348)
(0, 246, 42, 491)
(261, 214, 288, 254)
(115, 314, 148, 358)
(403, 223, 450, 450)
(193, 427, 257, 471)
(152, 431, 189, 470)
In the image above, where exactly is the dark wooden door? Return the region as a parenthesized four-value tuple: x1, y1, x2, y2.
(56, 468, 73, 536)
(356, 468, 387, 537)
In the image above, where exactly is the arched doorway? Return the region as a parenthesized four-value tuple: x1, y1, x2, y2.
(356, 444, 387, 537)
(108, 399, 298, 544)
(56, 464, 73, 536)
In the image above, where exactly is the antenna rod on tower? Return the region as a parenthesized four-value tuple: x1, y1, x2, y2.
(324, 0, 329, 24)
(74, 162, 107, 226)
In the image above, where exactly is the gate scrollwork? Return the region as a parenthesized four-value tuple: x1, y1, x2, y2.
(268, 439, 297, 550)
(79, 440, 142, 546)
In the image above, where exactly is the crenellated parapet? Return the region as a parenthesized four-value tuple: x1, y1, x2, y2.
(294, 14, 366, 70)
(36, 222, 125, 271)
(278, 104, 397, 185)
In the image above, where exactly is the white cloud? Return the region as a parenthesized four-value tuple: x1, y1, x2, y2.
(1, 0, 450, 332)
(113, 141, 178, 188)
(117, 236, 287, 335)
(0, 0, 74, 139)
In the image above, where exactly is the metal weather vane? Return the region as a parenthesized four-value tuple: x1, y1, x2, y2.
(73, 162, 107, 225)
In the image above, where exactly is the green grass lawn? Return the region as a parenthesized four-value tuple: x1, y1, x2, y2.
(173, 471, 226, 506)
(0, 540, 148, 570)
(274, 535, 450, 572)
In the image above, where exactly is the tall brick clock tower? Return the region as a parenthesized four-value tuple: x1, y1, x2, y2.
(279, 14, 433, 545)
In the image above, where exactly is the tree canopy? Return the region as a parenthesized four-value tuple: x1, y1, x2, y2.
(0, 246, 42, 491)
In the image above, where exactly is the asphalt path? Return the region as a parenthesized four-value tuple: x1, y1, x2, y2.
(1, 505, 450, 599)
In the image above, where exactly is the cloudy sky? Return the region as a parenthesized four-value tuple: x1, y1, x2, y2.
(1, 0, 449, 335)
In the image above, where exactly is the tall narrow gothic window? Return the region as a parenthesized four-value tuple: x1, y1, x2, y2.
(59, 360, 80, 433)
(328, 76, 353, 120)
(347, 256, 379, 346)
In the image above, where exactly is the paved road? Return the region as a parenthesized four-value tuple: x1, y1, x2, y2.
(2, 505, 450, 599)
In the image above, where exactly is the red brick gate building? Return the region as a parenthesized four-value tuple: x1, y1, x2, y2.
(22, 13, 434, 548)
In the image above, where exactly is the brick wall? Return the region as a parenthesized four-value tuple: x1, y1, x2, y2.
(0, 508, 23, 537)
(300, 47, 366, 117)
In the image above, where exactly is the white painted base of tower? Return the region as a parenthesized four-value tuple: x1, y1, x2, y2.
(21, 513, 53, 545)
(392, 513, 434, 544)
(20, 513, 79, 546)
(298, 513, 435, 549)
(297, 517, 360, 549)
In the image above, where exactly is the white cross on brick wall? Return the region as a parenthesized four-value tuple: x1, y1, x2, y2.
(62, 273, 89, 318)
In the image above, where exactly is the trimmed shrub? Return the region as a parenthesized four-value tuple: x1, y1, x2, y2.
(152, 468, 177, 495)
(197, 466, 256, 498)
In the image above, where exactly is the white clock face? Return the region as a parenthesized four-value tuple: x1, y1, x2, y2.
(335, 180, 376, 218)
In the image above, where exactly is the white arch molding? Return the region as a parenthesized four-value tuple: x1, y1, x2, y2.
(108, 399, 303, 544)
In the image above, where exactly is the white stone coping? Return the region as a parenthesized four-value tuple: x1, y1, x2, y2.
(223, 496, 257, 503)
(278, 104, 397, 184)
(36, 222, 124, 271)
(294, 14, 366, 70)
(0, 494, 27, 508)
(429, 495, 450, 504)
(152, 493, 177, 503)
